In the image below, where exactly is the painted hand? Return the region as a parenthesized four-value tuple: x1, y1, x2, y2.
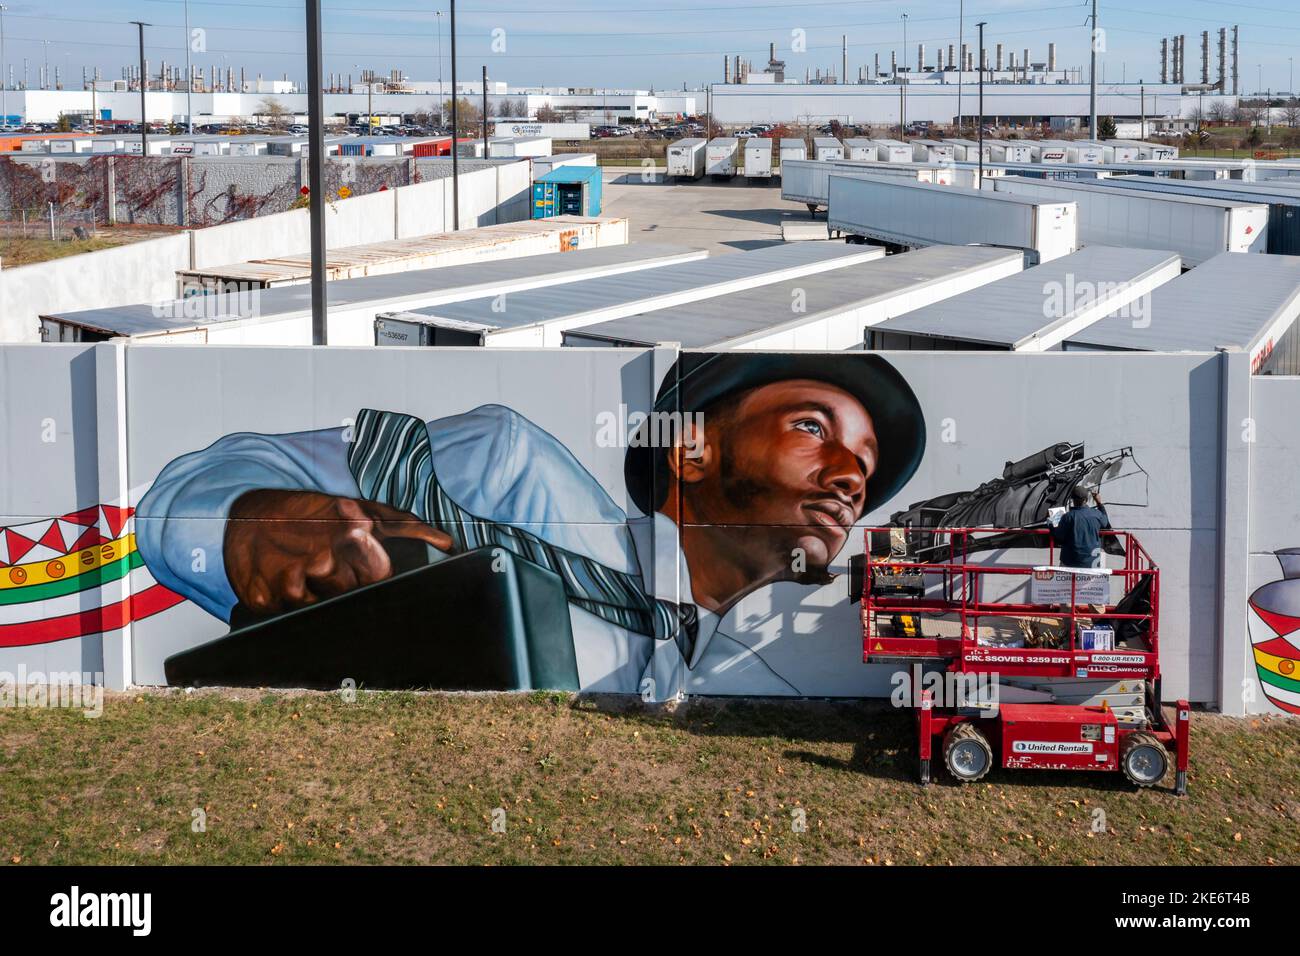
(223, 490, 453, 615)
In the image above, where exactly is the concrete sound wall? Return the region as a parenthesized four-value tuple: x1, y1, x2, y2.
(0, 342, 1281, 714)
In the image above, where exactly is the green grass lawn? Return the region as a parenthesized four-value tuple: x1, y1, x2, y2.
(2, 690, 1297, 865)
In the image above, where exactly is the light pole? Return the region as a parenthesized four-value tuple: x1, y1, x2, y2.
(129, 21, 149, 153)
(42, 38, 48, 90)
(183, 0, 193, 133)
(436, 10, 443, 122)
(1088, 0, 1098, 137)
(977, 21, 986, 183)
(304, 0, 327, 345)
(0, 5, 7, 130)
(900, 12, 908, 135)
(450, 0, 459, 230)
(956, 0, 964, 132)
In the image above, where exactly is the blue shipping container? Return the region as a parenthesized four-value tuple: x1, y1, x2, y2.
(532, 166, 602, 219)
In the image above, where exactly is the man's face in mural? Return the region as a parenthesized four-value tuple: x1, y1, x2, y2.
(668, 379, 877, 586)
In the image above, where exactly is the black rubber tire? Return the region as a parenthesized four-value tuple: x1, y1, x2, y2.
(1121, 731, 1169, 787)
(943, 723, 993, 783)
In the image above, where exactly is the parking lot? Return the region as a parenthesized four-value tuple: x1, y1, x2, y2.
(601, 168, 814, 255)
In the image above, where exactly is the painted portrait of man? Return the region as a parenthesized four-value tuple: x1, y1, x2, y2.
(135, 352, 926, 698)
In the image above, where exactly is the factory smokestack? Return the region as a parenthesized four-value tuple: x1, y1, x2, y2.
(918, 44, 925, 73)
(996, 44, 1004, 71)
(1160, 38, 1168, 84)
(1201, 31, 1209, 85)
(948, 44, 955, 71)
(1047, 42, 1056, 72)
(723, 55, 730, 83)
(1217, 28, 1226, 91)
(1231, 25, 1239, 94)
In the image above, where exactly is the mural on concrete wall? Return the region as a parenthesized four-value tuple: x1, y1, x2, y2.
(0, 507, 182, 650)
(2, 349, 1170, 699)
(130, 352, 927, 696)
(1248, 549, 1300, 715)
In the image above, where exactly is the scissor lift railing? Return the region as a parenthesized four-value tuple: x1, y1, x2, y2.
(861, 527, 1160, 681)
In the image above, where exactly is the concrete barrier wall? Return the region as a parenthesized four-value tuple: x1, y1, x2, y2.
(0, 343, 1273, 712)
(0, 234, 192, 342)
(1, 162, 530, 343)
(1245, 376, 1300, 716)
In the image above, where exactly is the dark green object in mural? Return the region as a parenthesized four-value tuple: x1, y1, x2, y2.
(164, 547, 579, 692)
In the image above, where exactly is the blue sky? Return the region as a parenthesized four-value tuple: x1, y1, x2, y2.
(0, 0, 1296, 94)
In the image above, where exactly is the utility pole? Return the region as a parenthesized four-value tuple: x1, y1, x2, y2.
(901, 12, 908, 134)
(956, 0, 964, 132)
(481, 64, 488, 149)
(436, 11, 443, 121)
(977, 21, 986, 183)
(305, 0, 327, 345)
(129, 21, 149, 154)
(1139, 83, 1145, 139)
(0, 6, 7, 130)
(450, 0, 459, 230)
(1088, 0, 1098, 137)
(183, 0, 193, 132)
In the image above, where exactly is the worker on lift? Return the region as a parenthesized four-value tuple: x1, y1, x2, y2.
(1051, 486, 1110, 568)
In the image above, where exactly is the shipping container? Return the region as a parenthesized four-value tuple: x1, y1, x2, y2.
(912, 139, 956, 163)
(989, 175, 1270, 266)
(705, 137, 740, 177)
(1065, 252, 1300, 374)
(532, 166, 603, 218)
(813, 137, 844, 161)
(388, 241, 887, 348)
(828, 175, 1078, 264)
(743, 137, 774, 179)
(985, 140, 1037, 163)
(174, 217, 630, 296)
(944, 138, 991, 163)
(865, 246, 1182, 352)
(869, 139, 915, 163)
(1090, 140, 1141, 163)
(1097, 176, 1300, 257)
(561, 246, 1023, 350)
(778, 138, 807, 165)
(1111, 140, 1179, 160)
(843, 138, 878, 161)
(781, 159, 955, 214)
(1037, 139, 1104, 164)
(667, 138, 707, 179)
(39, 243, 705, 347)
(531, 152, 597, 178)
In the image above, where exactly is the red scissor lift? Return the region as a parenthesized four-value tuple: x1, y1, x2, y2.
(862, 526, 1189, 793)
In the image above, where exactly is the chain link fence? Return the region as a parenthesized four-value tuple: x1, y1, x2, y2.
(0, 206, 98, 241)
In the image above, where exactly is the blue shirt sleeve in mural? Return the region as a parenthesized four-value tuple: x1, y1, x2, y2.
(136, 405, 638, 622)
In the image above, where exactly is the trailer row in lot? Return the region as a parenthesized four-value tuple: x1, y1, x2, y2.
(378, 241, 885, 347)
(827, 175, 1078, 264)
(561, 245, 1022, 350)
(41, 242, 706, 346)
(987, 175, 1269, 266)
(866, 246, 1183, 351)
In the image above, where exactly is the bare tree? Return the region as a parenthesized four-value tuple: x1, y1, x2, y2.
(1207, 100, 1232, 125)
(257, 97, 290, 129)
(1284, 100, 1300, 129)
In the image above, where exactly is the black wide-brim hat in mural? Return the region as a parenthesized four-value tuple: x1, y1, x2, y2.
(624, 352, 926, 517)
